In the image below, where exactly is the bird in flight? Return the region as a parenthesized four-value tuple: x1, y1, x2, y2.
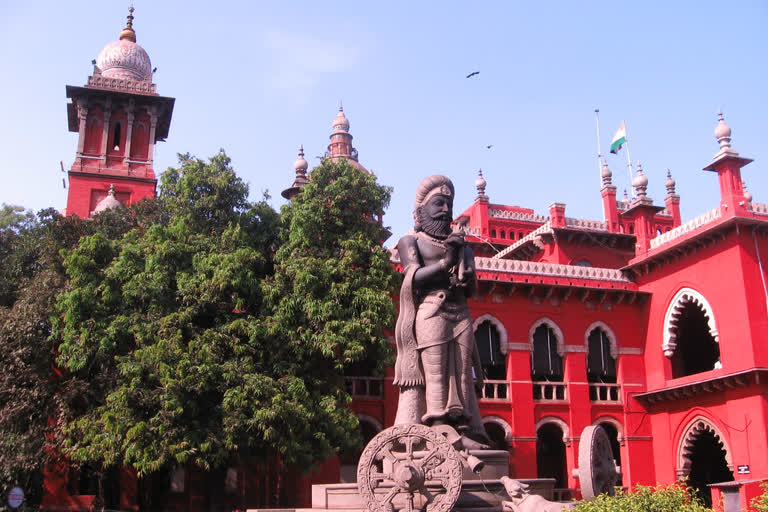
(486, 144, 493, 149)
(466, 71, 479, 78)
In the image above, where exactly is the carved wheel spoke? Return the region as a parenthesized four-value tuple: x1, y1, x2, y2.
(358, 425, 463, 512)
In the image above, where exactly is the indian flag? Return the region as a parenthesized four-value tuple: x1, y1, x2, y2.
(610, 121, 627, 154)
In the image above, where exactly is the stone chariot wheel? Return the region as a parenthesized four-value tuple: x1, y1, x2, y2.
(577, 425, 619, 499)
(357, 424, 463, 512)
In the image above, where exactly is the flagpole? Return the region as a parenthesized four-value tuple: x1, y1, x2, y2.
(624, 122, 634, 197)
(595, 109, 603, 187)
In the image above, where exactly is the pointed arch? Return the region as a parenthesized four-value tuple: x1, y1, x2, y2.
(676, 416, 733, 478)
(663, 288, 718, 358)
(535, 416, 570, 447)
(529, 317, 564, 356)
(473, 314, 509, 353)
(584, 321, 618, 358)
(483, 415, 513, 450)
(593, 416, 624, 445)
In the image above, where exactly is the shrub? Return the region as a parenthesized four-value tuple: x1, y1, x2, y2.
(751, 482, 768, 512)
(572, 483, 714, 512)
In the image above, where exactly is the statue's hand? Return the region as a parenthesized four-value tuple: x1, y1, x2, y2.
(442, 233, 465, 268)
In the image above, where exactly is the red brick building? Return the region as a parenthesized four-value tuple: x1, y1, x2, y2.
(49, 9, 768, 512)
(342, 111, 768, 510)
(62, 7, 174, 219)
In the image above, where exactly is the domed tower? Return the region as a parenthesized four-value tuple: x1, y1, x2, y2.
(64, 7, 175, 218)
(325, 105, 369, 173)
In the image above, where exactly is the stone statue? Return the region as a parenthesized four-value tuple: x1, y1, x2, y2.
(393, 175, 487, 444)
(501, 477, 576, 512)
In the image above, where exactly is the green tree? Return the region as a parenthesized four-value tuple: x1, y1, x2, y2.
(259, 159, 399, 468)
(54, 152, 283, 495)
(0, 207, 122, 511)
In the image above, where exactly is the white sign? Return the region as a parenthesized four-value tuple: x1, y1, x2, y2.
(737, 465, 751, 474)
(8, 487, 23, 509)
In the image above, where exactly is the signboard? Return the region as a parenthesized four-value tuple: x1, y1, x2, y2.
(8, 487, 23, 509)
(737, 465, 751, 474)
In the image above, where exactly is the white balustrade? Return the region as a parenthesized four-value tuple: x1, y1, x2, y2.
(649, 207, 722, 249)
(532, 382, 567, 402)
(588, 382, 621, 403)
(345, 376, 384, 399)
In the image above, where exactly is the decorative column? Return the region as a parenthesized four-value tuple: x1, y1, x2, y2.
(100, 97, 113, 164)
(702, 111, 753, 217)
(664, 170, 681, 227)
(123, 99, 135, 169)
(147, 105, 159, 168)
(600, 159, 619, 232)
(75, 99, 88, 157)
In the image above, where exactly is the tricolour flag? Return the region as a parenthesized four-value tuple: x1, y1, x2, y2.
(610, 121, 627, 154)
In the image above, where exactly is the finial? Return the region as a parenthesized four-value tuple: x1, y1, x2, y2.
(743, 179, 753, 204)
(623, 189, 629, 201)
(108, 183, 116, 196)
(665, 169, 676, 195)
(294, 144, 308, 175)
(475, 169, 488, 201)
(339, 101, 343, 112)
(120, 6, 137, 42)
(632, 162, 648, 199)
(601, 158, 613, 187)
(714, 109, 733, 152)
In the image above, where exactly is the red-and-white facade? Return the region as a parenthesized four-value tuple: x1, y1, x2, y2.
(50, 10, 768, 512)
(63, 7, 174, 219)
(343, 113, 768, 510)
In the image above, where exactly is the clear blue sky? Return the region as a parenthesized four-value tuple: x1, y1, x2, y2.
(1, 1, 766, 244)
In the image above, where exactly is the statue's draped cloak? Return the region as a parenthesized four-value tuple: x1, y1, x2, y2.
(393, 264, 424, 387)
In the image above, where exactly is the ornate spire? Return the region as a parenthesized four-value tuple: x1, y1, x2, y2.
(601, 158, 613, 187)
(743, 179, 753, 203)
(281, 145, 310, 200)
(665, 169, 676, 196)
(715, 109, 734, 154)
(294, 145, 308, 177)
(632, 162, 649, 200)
(475, 169, 488, 202)
(120, 6, 137, 43)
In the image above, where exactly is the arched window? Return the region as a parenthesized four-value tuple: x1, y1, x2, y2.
(490, 229, 497, 238)
(531, 323, 563, 382)
(111, 120, 122, 150)
(587, 328, 617, 383)
(475, 320, 505, 380)
(664, 289, 720, 378)
(500, 230, 506, 239)
(587, 326, 618, 401)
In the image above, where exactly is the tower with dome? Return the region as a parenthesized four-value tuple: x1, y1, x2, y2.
(63, 7, 175, 218)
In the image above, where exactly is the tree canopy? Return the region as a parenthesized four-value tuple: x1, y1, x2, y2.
(51, 153, 396, 485)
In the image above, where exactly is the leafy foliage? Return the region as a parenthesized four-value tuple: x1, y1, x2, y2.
(258, 159, 399, 466)
(0, 207, 137, 510)
(55, 151, 280, 476)
(751, 482, 768, 512)
(572, 484, 714, 512)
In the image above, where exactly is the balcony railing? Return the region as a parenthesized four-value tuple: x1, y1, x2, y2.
(532, 382, 567, 402)
(345, 376, 384, 399)
(589, 382, 621, 403)
(479, 380, 510, 401)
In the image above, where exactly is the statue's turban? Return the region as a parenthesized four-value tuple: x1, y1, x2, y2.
(414, 175, 455, 211)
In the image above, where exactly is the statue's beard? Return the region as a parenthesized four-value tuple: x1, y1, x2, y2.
(417, 208, 452, 239)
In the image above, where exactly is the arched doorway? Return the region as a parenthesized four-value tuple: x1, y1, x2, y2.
(598, 421, 623, 486)
(482, 416, 512, 452)
(536, 422, 567, 489)
(678, 419, 733, 507)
